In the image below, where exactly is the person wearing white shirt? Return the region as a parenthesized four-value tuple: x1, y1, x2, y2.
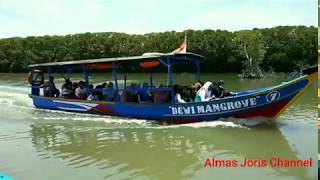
(195, 81, 215, 102)
(173, 84, 186, 103)
(75, 81, 87, 99)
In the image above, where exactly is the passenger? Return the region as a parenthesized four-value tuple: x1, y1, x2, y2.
(125, 83, 139, 103)
(153, 84, 170, 103)
(190, 82, 202, 101)
(137, 82, 151, 102)
(102, 82, 116, 101)
(87, 91, 99, 101)
(75, 81, 87, 100)
(101, 83, 107, 89)
(195, 81, 215, 102)
(96, 83, 106, 90)
(120, 90, 128, 102)
(72, 82, 79, 91)
(88, 84, 94, 96)
(178, 83, 200, 102)
(212, 80, 234, 98)
(95, 83, 106, 100)
(174, 84, 186, 103)
(211, 80, 224, 98)
(60, 79, 74, 99)
(43, 76, 60, 97)
(194, 82, 202, 92)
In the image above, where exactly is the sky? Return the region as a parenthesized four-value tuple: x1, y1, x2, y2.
(0, 0, 317, 38)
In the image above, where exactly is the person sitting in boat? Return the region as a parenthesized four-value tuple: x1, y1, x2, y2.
(173, 84, 186, 103)
(43, 75, 60, 97)
(88, 84, 94, 96)
(211, 80, 225, 98)
(194, 81, 215, 102)
(75, 81, 87, 100)
(153, 84, 170, 103)
(194, 82, 202, 92)
(89, 84, 94, 90)
(95, 83, 107, 100)
(137, 82, 151, 103)
(102, 82, 116, 101)
(192, 82, 202, 100)
(60, 79, 74, 99)
(182, 82, 202, 102)
(124, 83, 139, 103)
(212, 80, 234, 98)
(87, 91, 99, 101)
(72, 82, 79, 91)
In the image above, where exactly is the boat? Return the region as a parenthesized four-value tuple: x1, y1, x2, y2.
(28, 52, 317, 124)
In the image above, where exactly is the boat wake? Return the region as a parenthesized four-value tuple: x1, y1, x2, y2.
(161, 121, 247, 129)
(155, 117, 275, 129)
(0, 85, 33, 108)
(32, 111, 151, 127)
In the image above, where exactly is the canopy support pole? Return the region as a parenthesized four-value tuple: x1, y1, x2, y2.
(47, 67, 52, 97)
(167, 63, 173, 87)
(124, 66, 127, 90)
(112, 62, 120, 101)
(149, 71, 153, 87)
(195, 61, 200, 82)
(159, 59, 168, 66)
(66, 66, 72, 80)
(167, 58, 174, 103)
(82, 65, 89, 94)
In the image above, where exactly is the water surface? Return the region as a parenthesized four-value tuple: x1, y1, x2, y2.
(0, 73, 317, 180)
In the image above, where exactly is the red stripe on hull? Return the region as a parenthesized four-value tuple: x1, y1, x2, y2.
(88, 104, 116, 115)
(235, 100, 290, 118)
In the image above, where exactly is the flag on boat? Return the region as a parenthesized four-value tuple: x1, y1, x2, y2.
(172, 33, 187, 53)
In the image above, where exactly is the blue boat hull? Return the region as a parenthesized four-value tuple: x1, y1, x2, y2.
(30, 71, 316, 124)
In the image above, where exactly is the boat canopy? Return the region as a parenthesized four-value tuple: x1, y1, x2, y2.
(28, 52, 203, 68)
(28, 52, 203, 102)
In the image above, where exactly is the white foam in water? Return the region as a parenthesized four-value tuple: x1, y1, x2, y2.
(156, 121, 247, 129)
(227, 117, 276, 126)
(0, 85, 30, 94)
(0, 85, 33, 108)
(41, 115, 149, 125)
(154, 117, 275, 129)
(181, 121, 246, 128)
(33, 109, 150, 126)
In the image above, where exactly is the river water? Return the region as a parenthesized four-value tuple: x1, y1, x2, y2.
(0, 73, 317, 180)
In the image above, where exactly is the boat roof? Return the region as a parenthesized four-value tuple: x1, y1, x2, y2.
(28, 52, 203, 68)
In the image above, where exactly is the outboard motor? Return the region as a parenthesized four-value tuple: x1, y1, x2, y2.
(28, 69, 44, 96)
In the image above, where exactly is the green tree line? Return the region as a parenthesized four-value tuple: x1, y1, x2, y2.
(0, 26, 317, 73)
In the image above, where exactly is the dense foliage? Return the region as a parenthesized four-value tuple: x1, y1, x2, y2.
(0, 26, 317, 73)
